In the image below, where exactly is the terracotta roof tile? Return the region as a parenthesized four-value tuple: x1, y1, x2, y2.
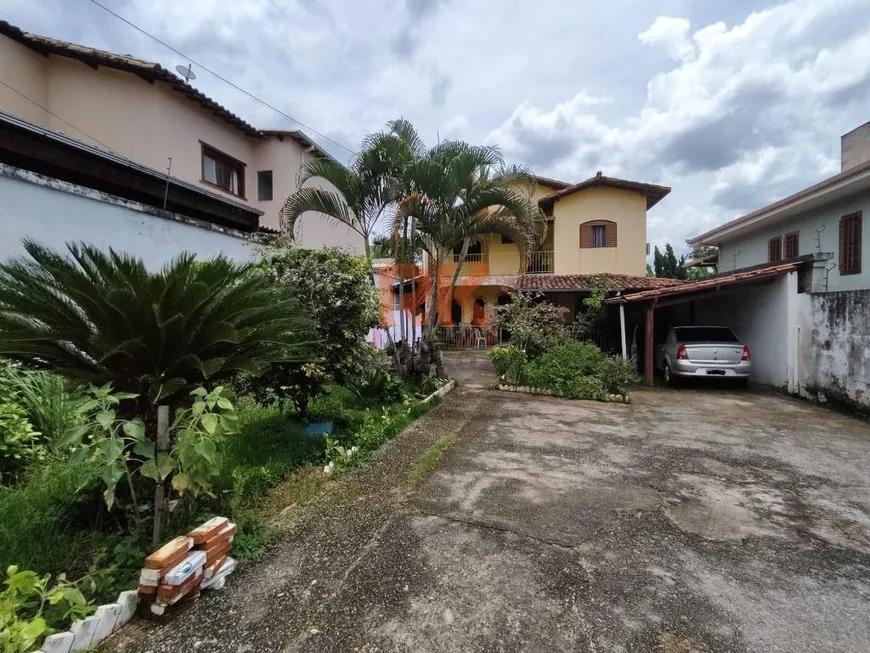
(538, 172, 671, 210)
(515, 274, 682, 292)
(615, 262, 800, 303)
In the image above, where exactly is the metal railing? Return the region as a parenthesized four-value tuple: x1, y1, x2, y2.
(527, 250, 554, 274)
(453, 252, 485, 263)
(435, 325, 503, 349)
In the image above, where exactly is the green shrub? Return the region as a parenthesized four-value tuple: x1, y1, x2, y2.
(524, 341, 605, 394)
(0, 363, 82, 454)
(0, 457, 103, 578)
(488, 346, 527, 385)
(564, 375, 606, 401)
(345, 367, 406, 406)
(0, 565, 94, 653)
(596, 356, 640, 395)
(0, 401, 43, 482)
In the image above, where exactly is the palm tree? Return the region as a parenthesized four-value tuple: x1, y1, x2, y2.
(280, 119, 425, 274)
(0, 240, 315, 410)
(392, 141, 545, 330)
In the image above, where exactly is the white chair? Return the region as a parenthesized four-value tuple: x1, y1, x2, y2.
(473, 327, 486, 349)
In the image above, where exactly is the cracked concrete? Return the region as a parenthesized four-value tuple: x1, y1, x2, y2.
(105, 386, 870, 652)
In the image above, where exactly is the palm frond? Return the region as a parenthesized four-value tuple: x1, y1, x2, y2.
(0, 243, 317, 403)
(280, 187, 361, 238)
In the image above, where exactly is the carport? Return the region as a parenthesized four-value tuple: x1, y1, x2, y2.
(609, 262, 804, 385)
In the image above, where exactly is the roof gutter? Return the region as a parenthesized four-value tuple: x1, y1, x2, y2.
(688, 159, 870, 246)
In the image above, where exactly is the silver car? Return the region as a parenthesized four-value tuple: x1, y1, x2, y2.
(657, 326, 751, 386)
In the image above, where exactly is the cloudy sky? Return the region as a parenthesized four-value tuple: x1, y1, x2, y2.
(4, 0, 870, 252)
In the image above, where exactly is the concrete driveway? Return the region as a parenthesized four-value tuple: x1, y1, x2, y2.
(110, 388, 870, 652)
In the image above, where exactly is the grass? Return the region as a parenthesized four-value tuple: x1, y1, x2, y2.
(409, 432, 457, 484)
(0, 456, 105, 578)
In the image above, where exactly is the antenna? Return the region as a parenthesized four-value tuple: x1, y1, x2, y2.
(175, 64, 196, 83)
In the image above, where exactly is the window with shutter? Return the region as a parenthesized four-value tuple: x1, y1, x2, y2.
(840, 212, 863, 275)
(784, 232, 799, 259)
(579, 220, 617, 248)
(768, 236, 782, 262)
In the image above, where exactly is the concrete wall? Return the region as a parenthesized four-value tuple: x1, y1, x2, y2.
(0, 33, 363, 253)
(552, 187, 647, 276)
(0, 167, 252, 268)
(717, 190, 870, 291)
(842, 122, 870, 172)
(694, 273, 796, 387)
(798, 290, 870, 408)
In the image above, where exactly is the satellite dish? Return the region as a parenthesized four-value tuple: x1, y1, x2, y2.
(175, 64, 196, 82)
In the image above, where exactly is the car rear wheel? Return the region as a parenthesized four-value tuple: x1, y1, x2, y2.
(664, 363, 675, 386)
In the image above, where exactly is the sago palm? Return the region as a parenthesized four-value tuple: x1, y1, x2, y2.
(0, 241, 315, 409)
(392, 141, 545, 329)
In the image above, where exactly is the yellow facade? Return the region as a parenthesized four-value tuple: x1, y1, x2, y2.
(551, 187, 648, 277)
(439, 185, 648, 278)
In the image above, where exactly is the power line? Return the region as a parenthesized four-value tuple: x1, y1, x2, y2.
(85, 0, 357, 157)
(0, 78, 117, 153)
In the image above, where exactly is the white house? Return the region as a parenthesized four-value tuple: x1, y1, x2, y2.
(0, 110, 257, 267)
(674, 122, 870, 409)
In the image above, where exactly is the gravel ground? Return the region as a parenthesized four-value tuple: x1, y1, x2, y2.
(104, 386, 870, 653)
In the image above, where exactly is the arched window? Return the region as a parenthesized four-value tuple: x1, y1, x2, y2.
(451, 300, 463, 325)
(472, 298, 486, 325)
(579, 220, 617, 248)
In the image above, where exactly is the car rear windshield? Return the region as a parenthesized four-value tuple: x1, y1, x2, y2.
(674, 327, 739, 343)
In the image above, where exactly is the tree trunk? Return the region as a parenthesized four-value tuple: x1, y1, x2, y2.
(447, 238, 470, 317)
(424, 248, 443, 335)
(152, 405, 170, 549)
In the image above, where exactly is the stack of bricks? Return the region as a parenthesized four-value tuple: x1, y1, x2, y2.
(137, 517, 237, 619)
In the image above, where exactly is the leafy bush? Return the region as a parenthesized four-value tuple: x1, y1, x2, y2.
(522, 341, 608, 400)
(0, 402, 42, 482)
(488, 346, 527, 385)
(491, 292, 568, 356)
(1, 566, 94, 653)
(0, 457, 103, 581)
(246, 247, 379, 418)
(596, 356, 641, 395)
(344, 350, 406, 406)
(0, 363, 82, 454)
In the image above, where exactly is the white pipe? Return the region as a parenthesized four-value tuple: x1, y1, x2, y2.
(619, 302, 628, 359)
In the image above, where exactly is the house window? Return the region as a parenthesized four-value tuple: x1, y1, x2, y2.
(201, 143, 245, 197)
(768, 236, 782, 262)
(784, 231, 799, 259)
(257, 170, 273, 201)
(840, 212, 863, 275)
(501, 235, 514, 244)
(579, 220, 617, 248)
(592, 226, 606, 248)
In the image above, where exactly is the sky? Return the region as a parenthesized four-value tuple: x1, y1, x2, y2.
(4, 0, 870, 253)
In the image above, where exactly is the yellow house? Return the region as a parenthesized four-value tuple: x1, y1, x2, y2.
(417, 172, 673, 345)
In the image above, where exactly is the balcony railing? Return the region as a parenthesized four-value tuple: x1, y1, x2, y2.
(435, 325, 503, 349)
(453, 252, 485, 263)
(527, 250, 554, 274)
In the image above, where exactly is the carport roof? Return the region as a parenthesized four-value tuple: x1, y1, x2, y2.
(611, 261, 800, 304)
(449, 274, 681, 293)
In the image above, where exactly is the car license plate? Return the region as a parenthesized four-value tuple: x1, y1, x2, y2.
(706, 370, 725, 375)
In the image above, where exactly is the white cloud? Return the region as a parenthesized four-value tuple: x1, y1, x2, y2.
(486, 0, 870, 249)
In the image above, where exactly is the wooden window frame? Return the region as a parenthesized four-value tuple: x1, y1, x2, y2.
(768, 235, 782, 263)
(200, 141, 246, 199)
(840, 211, 863, 276)
(784, 231, 799, 259)
(579, 220, 617, 249)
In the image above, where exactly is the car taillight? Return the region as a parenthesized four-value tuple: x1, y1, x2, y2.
(742, 346, 751, 361)
(677, 344, 688, 360)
